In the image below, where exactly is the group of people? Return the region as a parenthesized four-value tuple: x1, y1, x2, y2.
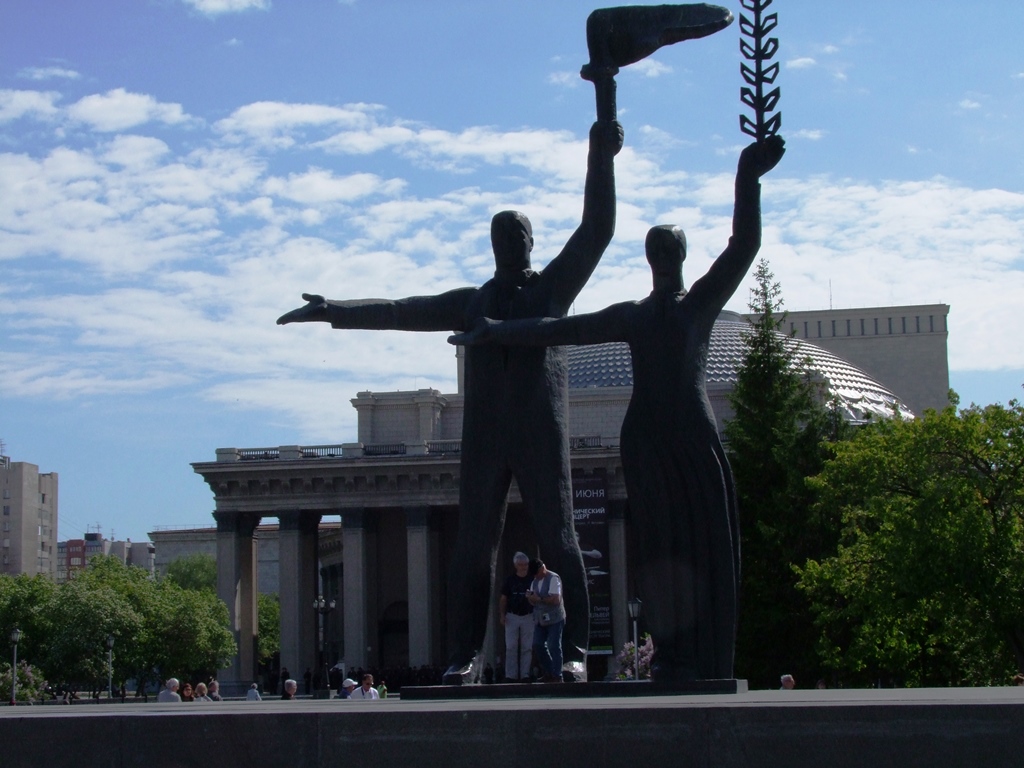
(501, 552, 566, 683)
(156, 678, 222, 702)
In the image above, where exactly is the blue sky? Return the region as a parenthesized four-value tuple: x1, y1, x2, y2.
(2, 0, 1023, 544)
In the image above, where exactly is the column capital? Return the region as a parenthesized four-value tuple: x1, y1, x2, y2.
(341, 509, 373, 532)
(279, 510, 321, 533)
(608, 498, 628, 522)
(213, 511, 261, 536)
(404, 505, 434, 528)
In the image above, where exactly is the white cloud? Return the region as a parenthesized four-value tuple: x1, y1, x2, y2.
(4, 95, 1024, 438)
(68, 89, 192, 132)
(786, 57, 817, 69)
(629, 59, 672, 78)
(821, 45, 839, 54)
(791, 129, 825, 141)
(181, 0, 269, 16)
(547, 71, 579, 88)
(215, 101, 380, 147)
(262, 169, 404, 204)
(959, 99, 981, 110)
(18, 67, 81, 81)
(0, 89, 60, 122)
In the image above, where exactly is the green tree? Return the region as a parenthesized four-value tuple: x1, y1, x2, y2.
(148, 580, 236, 683)
(43, 574, 145, 693)
(797, 397, 1024, 687)
(726, 258, 848, 688)
(0, 574, 57, 671)
(164, 552, 217, 593)
(257, 592, 280, 663)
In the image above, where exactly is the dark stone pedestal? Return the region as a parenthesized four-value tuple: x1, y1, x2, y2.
(400, 677, 747, 700)
(2, 687, 1023, 768)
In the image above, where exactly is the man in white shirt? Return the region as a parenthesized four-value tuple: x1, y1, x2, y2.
(528, 560, 566, 682)
(353, 674, 380, 700)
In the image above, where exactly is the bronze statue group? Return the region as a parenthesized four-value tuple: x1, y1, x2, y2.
(279, 4, 785, 685)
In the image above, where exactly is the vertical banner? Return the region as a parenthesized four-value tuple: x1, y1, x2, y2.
(573, 475, 611, 654)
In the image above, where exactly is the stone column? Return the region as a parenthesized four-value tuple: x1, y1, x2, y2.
(214, 511, 260, 695)
(608, 499, 629, 673)
(278, 510, 320, 685)
(405, 506, 436, 667)
(342, 509, 371, 671)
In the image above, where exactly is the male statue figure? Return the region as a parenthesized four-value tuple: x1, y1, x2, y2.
(278, 120, 623, 682)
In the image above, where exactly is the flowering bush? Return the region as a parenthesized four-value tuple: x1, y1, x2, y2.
(615, 633, 655, 680)
(0, 661, 48, 703)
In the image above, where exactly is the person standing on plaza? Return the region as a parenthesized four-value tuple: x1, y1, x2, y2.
(193, 682, 213, 702)
(528, 559, 566, 682)
(339, 678, 357, 699)
(353, 674, 380, 700)
(500, 552, 536, 682)
(157, 678, 181, 702)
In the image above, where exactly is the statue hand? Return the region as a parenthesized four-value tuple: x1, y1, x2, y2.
(447, 317, 500, 346)
(591, 119, 624, 156)
(277, 293, 328, 325)
(739, 135, 786, 179)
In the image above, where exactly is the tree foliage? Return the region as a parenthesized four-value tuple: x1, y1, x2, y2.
(797, 397, 1024, 686)
(257, 592, 280, 663)
(164, 552, 217, 593)
(0, 556, 235, 694)
(726, 258, 849, 688)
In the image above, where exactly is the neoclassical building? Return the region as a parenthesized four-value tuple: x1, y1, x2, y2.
(191, 305, 948, 690)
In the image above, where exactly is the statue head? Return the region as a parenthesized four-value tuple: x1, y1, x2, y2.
(491, 210, 534, 272)
(645, 225, 686, 290)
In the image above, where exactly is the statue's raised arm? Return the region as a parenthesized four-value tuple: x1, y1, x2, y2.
(539, 119, 623, 313)
(685, 134, 785, 314)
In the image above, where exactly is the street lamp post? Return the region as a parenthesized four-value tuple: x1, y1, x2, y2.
(106, 634, 115, 700)
(9, 628, 21, 706)
(313, 595, 336, 695)
(627, 598, 642, 680)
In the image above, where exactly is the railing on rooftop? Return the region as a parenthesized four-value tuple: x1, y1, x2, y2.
(217, 435, 610, 464)
(426, 440, 462, 454)
(238, 448, 280, 461)
(363, 443, 407, 457)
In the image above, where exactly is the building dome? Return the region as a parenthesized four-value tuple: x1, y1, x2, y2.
(567, 317, 914, 422)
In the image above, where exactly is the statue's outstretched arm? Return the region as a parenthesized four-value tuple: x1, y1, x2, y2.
(277, 287, 476, 332)
(449, 302, 633, 348)
(686, 135, 785, 314)
(541, 120, 623, 312)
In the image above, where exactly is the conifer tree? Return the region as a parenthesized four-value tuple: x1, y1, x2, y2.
(726, 258, 845, 688)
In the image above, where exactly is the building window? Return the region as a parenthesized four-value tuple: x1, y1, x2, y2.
(2, 506, 9, 516)
(3, 490, 9, 499)
(860, 318, 866, 336)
